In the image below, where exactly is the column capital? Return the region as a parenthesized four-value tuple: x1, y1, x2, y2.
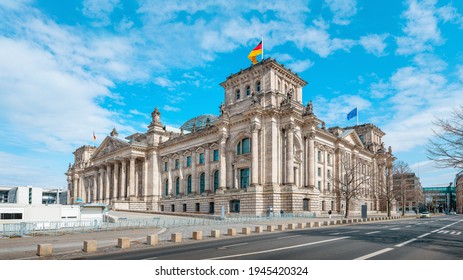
(250, 123, 261, 133)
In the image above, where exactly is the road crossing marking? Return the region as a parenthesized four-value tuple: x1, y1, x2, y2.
(354, 248, 394, 260)
(396, 238, 417, 247)
(405, 225, 412, 228)
(437, 230, 461, 235)
(365, 231, 381, 235)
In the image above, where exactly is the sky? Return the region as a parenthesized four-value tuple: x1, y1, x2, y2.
(0, 0, 462, 189)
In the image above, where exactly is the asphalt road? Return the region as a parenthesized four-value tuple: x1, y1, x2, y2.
(78, 215, 463, 260)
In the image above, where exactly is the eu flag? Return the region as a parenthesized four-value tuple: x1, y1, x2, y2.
(347, 107, 357, 120)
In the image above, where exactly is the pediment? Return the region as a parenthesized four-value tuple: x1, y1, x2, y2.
(340, 130, 364, 148)
(91, 137, 130, 159)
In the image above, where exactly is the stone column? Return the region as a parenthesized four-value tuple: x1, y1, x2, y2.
(129, 157, 136, 200)
(286, 124, 294, 185)
(113, 162, 119, 200)
(227, 151, 234, 189)
(219, 133, 227, 190)
(120, 159, 127, 199)
(92, 175, 97, 203)
(105, 164, 111, 204)
(98, 167, 104, 203)
(72, 175, 78, 204)
(251, 123, 259, 186)
(135, 160, 139, 197)
(168, 157, 173, 194)
(308, 132, 315, 188)
(66, 176, 71, 205)
(143, 158, 148, 199)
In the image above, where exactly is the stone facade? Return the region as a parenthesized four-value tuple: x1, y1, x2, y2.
(66, 58, 395, 216)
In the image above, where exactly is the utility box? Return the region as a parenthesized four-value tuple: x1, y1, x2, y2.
(361, 204, 367, 219)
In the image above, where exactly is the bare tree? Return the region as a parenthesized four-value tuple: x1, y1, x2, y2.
(377, 163, 394, 217)
(333, 153, 369, 218)
(426, 105, 463, 169)
(393, 160, 414, 216)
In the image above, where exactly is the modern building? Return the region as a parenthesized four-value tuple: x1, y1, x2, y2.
(67, 58, 395, 216)
(454, 171, 463, 214)
(392, 173, 424, 213)
(0, 185, 67, 205)
(423, 184, 456, 213)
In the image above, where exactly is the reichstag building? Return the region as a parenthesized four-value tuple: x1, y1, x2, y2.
(66, 58, 395, 216)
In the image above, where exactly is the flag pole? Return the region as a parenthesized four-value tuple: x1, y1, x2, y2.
(261, 36, 264, 61)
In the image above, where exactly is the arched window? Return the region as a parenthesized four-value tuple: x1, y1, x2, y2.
(175, 177, 180, 195)
(236, 89, 241, 100)
(237, 137, 250, 155)
(164, 179, 169, 196)
(213, 170, 219, 192)
(246, 85, 251, 96)
(255, 80, 261, 92)
(199, 172, 205, 193)
(187, 175, 192, 194)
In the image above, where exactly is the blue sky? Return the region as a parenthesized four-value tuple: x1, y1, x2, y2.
(0, 0, 462, 189)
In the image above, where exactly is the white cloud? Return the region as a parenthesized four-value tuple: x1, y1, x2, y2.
(287, 59, 314, 73)
(82, 0, 119, 27)
(359, 34, 388, 56)
(324, 0, 357, 25)
(163, 105, 181, 112)
(293, 27, 356, 57)
(314, 95, 371, 125)
(396, 0, 443, 55)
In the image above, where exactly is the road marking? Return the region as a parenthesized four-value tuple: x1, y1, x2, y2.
(390, 228, 401, 230)
(354, 248, 394, 260)
(418, 233, 430, 238)
(365, 231, 381, 235)
(395, 238, 417, 247)
(217, 243, 249, 250)
(206, 236, 350, 260)
(456, 232, 461, 235)
(277, 235, 301, 240)
(431, 229, 439, 233)
(405, 225, 412, 228)
(143, 257, 158, 260)
(330, 230, 359, 235)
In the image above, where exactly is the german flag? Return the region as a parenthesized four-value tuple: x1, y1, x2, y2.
(248, 41, 263, 64)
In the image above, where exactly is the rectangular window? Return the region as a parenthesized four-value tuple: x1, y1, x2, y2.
(186, 156, 191, 167)
(0, 213, 23, 220)
(327, 169, 331, 179)
(240, 168, 250, 188)
(164, 162, 168, 171)
(213, 149, 219, 161)
(318, 151, 322, 162)
(199, 153, 205, 164)
(195, 203, 200, 212)
(183, 204, 187, 212)
(318, 167, 321, 177)
(175, 159, 179, 169)
(171, 204, 175, 212)
(327, 182, 331, 191)
(327, 154, 331, 164)
(318, 181, 321, 190)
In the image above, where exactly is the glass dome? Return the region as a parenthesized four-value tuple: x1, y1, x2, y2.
(180, 114, 218, 132)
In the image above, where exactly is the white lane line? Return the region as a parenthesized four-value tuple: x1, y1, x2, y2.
(405, 225, 412, 228)
(418, 233, 430, 239)
(330, 230, 359, 235)
(456, 232, 461, 235)
(431, 229, 439, 233)
(206, 236, 350, 260)
(390, 228, 401, 230)
(143, 257, 158, 260)
(277, 235, 301, 240)
(217, 242, 249, 250)
(365, 231, 381, 235)
(395, 238, 417, 247)
(354, 248, 394, 260)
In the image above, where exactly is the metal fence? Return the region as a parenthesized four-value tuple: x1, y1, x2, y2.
(1, 212, 317, 237)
